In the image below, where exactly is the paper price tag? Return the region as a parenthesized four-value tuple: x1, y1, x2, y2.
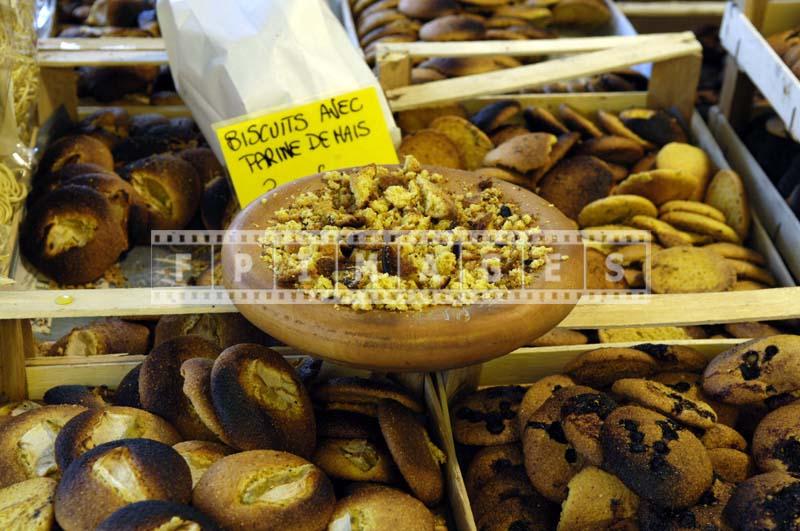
(214, 87, 399, 207)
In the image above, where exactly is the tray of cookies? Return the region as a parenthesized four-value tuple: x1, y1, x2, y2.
(0, 326, 454, 530)
(437, 334, 800, 530)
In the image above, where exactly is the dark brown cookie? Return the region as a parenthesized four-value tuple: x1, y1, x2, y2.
(316, 410, 381, 441)
(470, 468, 536, 521)
(378, 400, 444, 506)
(652, 372, 739, 427)
(612, 378, 717, 429)
(95, 500, 221, 531)
(522, 386, 594, 502)
(452, 386, 526, 446)
(465, 444, 524, 496)
(752, 403, 800, 474)
(475, 496, 555, 531)
(638, 477, 733, 531)
(601, 405, 713, 508)
(703, 335, 800, 405)
(560, 390, 618, 466)
(564, 348, 658, 388)
(517, 375, 575, 432)
(312, 377, 423, 414)
(631, 343, 708, 373)
(723, 472, 800, 530)
(708, 447, 753, 483)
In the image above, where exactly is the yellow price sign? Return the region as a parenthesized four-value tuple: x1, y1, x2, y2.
(214, 87, 399, 207)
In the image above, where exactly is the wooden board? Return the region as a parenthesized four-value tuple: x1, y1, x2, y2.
(708, 106, 800, 281)
(618, 1, 725, 17)
(38, 38, 167, 67)
(720, 2, 800, 141)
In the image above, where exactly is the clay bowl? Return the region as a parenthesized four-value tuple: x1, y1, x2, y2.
(222, 165, 583, 371)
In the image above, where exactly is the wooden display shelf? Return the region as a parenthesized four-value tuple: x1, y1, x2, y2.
(719, 0, 800, 140)
(433, 338, 747, 530)
(618, 1, 725, 18)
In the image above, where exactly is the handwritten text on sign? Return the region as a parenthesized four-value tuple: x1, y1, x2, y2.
(214, 87, 399, 207)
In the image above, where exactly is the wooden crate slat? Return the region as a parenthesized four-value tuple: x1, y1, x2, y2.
(38, 38, 166, 51)
(720, 2, 800, 142)
(383, 33, 700, 111)
(38, 49, 168, 67)
(618, 1, 725, 17)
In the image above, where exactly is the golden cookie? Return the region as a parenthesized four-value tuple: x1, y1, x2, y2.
(703, 242, 765, 265)
(704, 169, 751, 240)
(576, 135, 645, 165)
(397, 129, 464, 169)
(482, 133, 556, 175)
(596, 110, 654, 149)
(396, 104, 467, 133)
(656, 142, 712, 200)
(577, 194, 657, 228)
(726, 259, 776, 286)
(614, 169, 697, 205)
(628, 215, 695, 247)
(660, 211, 741, 244)
(659, 200, 726, 222)
(430, 115, 494, 170)
(650, 246, 737, 293)
(559, 104, 603, 139)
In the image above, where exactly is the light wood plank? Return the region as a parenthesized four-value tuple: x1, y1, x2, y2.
(38, 68, 79, 125)
(618, 2, 725, 17)
(384, 34, 701, 111)
(77, 105, 190, 119)
(0, 320, 32, 400)
(38, 38, 165, 51)
(38, 49, 167, 67)
(648, 53, 702, 120)
(377, 52, 412, 91)
(376, 33, 689, 59)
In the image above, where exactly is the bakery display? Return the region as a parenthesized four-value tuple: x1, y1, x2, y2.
(451, 335, 800, 529)
(0, 333, 446, 530)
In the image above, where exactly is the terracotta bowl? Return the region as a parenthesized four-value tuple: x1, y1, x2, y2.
(222, 165, 583, 371)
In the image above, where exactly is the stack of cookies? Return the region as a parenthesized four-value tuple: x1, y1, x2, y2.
(351, 0, 611, 68)
(452, 335, 800, 530)
(23, 108, 237, 286)
(397, 101, 775, 295)
(0, 338, 446, 530)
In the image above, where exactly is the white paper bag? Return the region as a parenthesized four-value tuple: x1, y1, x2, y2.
(156, 0, 400, 164)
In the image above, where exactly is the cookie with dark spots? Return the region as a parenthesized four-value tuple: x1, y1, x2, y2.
(559, 466, 640, 530)
(564, 348, 658, 388)
(453, 386, 527, 446)
(522, 386, 593, 502)
(466, 444, 524, 497)
(638, 477, 733, 531)
(701, 423, 747, 451)
(703, 335, 800, 405)
(560, 391, 618, 466)
(601, 405, 713, 508)
(470, 468, 538, 521)
(632, 343, 708, 373)
(753, 403, 800, 474)
(474, 495, 556, 531)
(517, 375, 575, 433)
(612, 378, 717, 429)
(653, 372, 739, 427)
(723, 472, 800, 530)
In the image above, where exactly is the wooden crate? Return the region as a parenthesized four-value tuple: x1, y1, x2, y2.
(433, 338, 747, 531)
(618, 1, 724, 33)
(718, 0, 800, 138)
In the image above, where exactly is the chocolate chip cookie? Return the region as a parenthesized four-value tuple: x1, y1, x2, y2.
(723, 472, 800, 530)
(564, 348, 658, 388)
(752, 403, 800, 474)
(453, 386, 527, 446)
(612, 378, 717, 429)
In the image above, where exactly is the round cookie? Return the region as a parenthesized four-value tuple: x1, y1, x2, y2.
(652, 371, 740, 428)
(180, 357, 232, 446)
(660, 200, 726, 223)
(470, 468, 538, 521)
(559, 390, 618, 466)
(577, 194, 658, 228)
(43, 385, 113, 408)
(650, 247, 737, 294)
(708, 447, 753, 483)
(559, 466, 639, 530)
(211, 344, 316, 457)
(726, 258, 777, 286)
(631, 343, 708, 373)
(613, 242, 662, 267)
(517, 374, 575, 432)
(312, 438, 397, 483)
(752, 403, 800, 473)
(724, 321, 782, 339)
(465, 444, 524, 496)
(576, 135, 646, 165)
(193, 450, 335, 531)
(0, 404, 87, 488)
(704, 242, 766, 265)
(452, 385, 526, 445)
(54, 405, 182, 470)
(0, 477, 57, 531)
(474, 496, 555, 531)
(397, 129, 464, 170)
(522, 386, 594, 502)
(328, 485, 434, 531)
(114, 364, 142, 408)
(613, 169, 697, 205)
(660, 211, 741, 244)
(655, 143, 712, 200)
(723, 472, 800, 530)
(701, 423, 747, 451)
(317, 410, 381, 441)
(703, 335, 800, 405)
(429, 115, 494, 170)
(612, 378, 717, 429)
(96, 500, 221, 531)
(378, 400, 444, 506)
(173, 440, 233, 488)
(139, 336, 221, 441)
(601, 405, 713, 508)
(563, 348, 657, 388)
(628, 214, 696, 247)
(638, 477, 733, 531)
(312, 377, 423, 414)
(54, 439, 192, 531)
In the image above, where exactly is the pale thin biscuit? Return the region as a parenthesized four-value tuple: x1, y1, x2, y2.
(660, 211, 741, 244)
(628, 215, 694, 247)
(659, 200, 726, 223)
(482, 133, 556, 175)
(577, 194, 657, 228)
